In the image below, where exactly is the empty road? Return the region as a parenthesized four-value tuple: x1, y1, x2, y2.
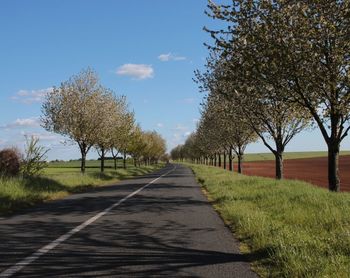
(0, 164, 257, 277)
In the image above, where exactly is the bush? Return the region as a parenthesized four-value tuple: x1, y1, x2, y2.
(21, 136, 49, 177)
(0, 148, 21, 177)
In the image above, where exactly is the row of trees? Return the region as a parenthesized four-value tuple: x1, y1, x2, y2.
(172, 0, 350, 192)
(171, 88, 257, 174)
(42, 68, 166, 173)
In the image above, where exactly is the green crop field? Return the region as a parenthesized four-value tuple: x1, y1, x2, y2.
(46, 159, 124, 169)
(186, 163, 350, 277)
(0, 160, 164, 215)
(232, 150, 350, 162)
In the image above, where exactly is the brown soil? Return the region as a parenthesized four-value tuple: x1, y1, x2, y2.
(224, 155, 350, 192)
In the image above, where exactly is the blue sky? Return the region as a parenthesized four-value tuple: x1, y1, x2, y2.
(0, 0, 348, 160)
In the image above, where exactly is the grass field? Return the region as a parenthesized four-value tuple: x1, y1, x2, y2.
(0, 160, 164, 215)
(186, 163, 350, 277)
(232, 150, 350, 162)
(47, 159, 124, 169)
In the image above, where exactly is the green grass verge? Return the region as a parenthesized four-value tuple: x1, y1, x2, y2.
(0, 161, 164, 215)
(186, 163, 350, 277)
(232, 150, 350, 162)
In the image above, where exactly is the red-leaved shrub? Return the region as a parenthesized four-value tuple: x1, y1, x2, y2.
(0, 148, 21, 177)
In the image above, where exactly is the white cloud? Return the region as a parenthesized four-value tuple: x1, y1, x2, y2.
(116, 64, 154, 80)
(20, 131, 59, 142)
(156, 123, 164, 128)
(158, 53, 171, 62)
(158, 53, 186, 62)
(1, 117, 41, 129)
(12, 87, 53, 104)
(173, 124, 188, 131)
(192, 118, 199, 123)
(14, 118, 40, 127)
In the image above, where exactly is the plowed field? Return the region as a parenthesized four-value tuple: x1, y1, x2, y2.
(229, 155, 350, 192)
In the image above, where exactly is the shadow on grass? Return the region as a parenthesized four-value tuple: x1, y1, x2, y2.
(23, 176, 68, 193)
(48, 166, 114, 169)
(0, 165, 164, 216)
(88, 168, 154, 182)
(0, 177, 71, 215)
(89, 172, 116, 181)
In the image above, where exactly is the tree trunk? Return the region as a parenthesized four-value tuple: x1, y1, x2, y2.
(237, 154, 242, 174)
(229, 147, 233, 171)
(223, 152, 226, 170)
(218, 153, 221, 168)
(237, 146, 244, 174)
(274, 151, 283, 180)
(100, 147, 105, 173)
(111, 149, 119, 170)
(327, 142, 340, 192)
(214, 154, 217, 167)
(81, 152, 86, 174)
(123, 152, 126, 169)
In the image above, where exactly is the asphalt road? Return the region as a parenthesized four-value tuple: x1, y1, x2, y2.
(0, 164, 257, 277)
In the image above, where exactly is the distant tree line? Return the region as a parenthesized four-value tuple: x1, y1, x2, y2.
(171, 0, 350, 192)
(42, 68, 167, 173)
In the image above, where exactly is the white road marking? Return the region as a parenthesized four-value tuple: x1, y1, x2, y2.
(0, 165, 176, 278)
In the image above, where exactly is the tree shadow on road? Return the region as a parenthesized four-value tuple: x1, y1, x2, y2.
(0, 217, 259, 277)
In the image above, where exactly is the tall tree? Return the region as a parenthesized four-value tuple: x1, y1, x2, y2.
(41, 68, 105, 173)
(207, 0, 350, 190)
(281, 1, 350, 191)
(203, 2, 310, 179)
(94, 92, 126, 173)
(127, 125, 146, 167)
(110, 109, 135, 170)
(142, 131, 167, 165)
